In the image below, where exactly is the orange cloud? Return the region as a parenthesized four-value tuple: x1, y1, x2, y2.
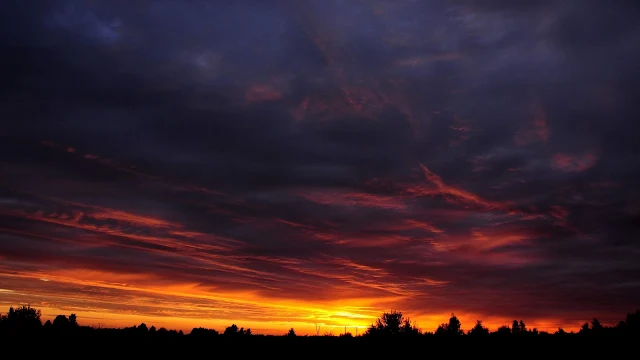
(470, 229, 529, 251)
(0, 268, 388, 334)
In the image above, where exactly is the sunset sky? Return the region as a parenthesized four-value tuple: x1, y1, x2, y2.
(1, 0, 639, 335)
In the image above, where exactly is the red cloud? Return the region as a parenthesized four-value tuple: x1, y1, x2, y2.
(551, 153, 598, 172)
(296, 190, 407, 211)
(549, 206, 569, 220)
(419, 164, 507, 210)
(515, 101, 550, 146)
(245, 84, 282, 102)
(394, 53, 461, 67)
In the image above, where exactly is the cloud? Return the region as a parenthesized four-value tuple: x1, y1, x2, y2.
(551, 152, 598, 172)
(1, 0, 639, 334)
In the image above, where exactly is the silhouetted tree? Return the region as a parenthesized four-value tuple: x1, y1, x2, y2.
(626, 309, 640, 334)
(287, 328, 296, 337)
(617, 309, 640, 335)
(580, 318, 604, 336)
(435, 314, 463, 336)
(365, 310, 420, 337)
(224, 324, 239, 336)
(401, 317, 420, 336)
(0, 305, 42, 334)
(579, 322, 590, 335)
(368, 310, 402, 336)
(519, 320, 527, 333)
(138, 323, 148, 333)
(69, 313, 78, 327)
(49, 313, 79, 334)
(469, 320, 489, 336)
(512, 320, 520, 334)
(223, 324, 250, 336)
(511, 320, 527, 334)
(495, 325, 511, 336)
(53, 315, 70, 330)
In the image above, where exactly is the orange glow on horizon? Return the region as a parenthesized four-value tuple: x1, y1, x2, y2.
(0, 268, 590, 335)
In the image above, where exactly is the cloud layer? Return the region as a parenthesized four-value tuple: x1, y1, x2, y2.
(1, 0, 639, 334)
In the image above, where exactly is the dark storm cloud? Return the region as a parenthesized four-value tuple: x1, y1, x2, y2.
(1, 0, 639, 332)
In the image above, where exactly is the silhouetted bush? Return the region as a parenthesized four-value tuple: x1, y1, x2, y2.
(222, 323, 251, 337)
(494, 325, 511, 336)
(191, 327, 219, 337)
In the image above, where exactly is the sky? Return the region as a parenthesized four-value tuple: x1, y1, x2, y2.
(1, 0, 639, 335)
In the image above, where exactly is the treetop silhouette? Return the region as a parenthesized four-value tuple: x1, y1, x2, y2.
(2, 306, 640, 339)
(365, 310, 420, 337)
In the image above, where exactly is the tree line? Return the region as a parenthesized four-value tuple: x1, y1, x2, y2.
(363, 310, 640, 337)
(1, 305, 639, 338)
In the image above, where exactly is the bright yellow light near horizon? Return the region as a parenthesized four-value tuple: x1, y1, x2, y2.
(0, 269, 588, 335)
(0, 270, 387, 334)
(332, 311, 372, 319)
(0, 296, 585, 335)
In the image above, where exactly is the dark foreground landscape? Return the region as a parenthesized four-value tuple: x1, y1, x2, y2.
(2, 305, 639, 354)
